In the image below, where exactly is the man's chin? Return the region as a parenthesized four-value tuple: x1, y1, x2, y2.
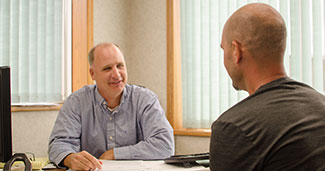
(110, 83, 125, 91)
(107, 86, 124, 97)
(232, 83, 240, 91)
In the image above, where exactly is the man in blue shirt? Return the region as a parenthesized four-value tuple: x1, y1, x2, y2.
(48, 43, 175, 170)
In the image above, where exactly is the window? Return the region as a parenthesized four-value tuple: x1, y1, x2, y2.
(167, 0, 325, 135)
(0, 0, 71, 105)
(0, 0, 93, 111)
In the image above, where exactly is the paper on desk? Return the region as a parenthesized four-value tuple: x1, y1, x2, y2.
(97, 160, 209, 171)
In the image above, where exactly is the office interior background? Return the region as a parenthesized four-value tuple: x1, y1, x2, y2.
(6, 0, 325, 158)
(11, 0, 210, 158)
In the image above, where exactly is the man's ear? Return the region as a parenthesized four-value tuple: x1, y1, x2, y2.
(89, 67, 95, 80)
(231, 40, 242, 64)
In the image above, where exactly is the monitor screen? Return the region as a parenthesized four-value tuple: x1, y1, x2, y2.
(0, 66, 12, 162)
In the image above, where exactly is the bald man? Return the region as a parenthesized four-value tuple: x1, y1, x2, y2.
(210, 3, 325, 171)
(48, 43, 174, 170)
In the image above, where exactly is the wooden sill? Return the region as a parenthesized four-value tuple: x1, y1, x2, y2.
(11, 104, 63, 112)
(174, 128, 211, 137)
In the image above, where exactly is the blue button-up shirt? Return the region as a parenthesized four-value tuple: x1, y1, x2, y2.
(48, 84, 174, 166)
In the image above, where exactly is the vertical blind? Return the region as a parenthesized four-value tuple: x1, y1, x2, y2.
(180, 0, 325, 128)
(0, 0, 64, 104)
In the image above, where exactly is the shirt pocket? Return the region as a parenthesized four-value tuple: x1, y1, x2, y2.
(116, 128, 137, 146)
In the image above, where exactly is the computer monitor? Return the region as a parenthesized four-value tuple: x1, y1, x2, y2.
(0, 66, 12, 162)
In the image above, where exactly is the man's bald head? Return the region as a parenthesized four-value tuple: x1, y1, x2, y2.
(223, 3, 287, 63)
(88, 43, 123, 66)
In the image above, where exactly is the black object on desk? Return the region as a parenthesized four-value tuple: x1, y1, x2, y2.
(164, 152, 209, 168)
(4, 153, 32, 171)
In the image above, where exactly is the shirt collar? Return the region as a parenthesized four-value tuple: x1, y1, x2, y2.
(95, 86, 106, 106)
(94, 84, 129, 107)
(254, 76, 290, 94)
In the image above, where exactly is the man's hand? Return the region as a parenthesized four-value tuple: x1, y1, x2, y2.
(63, 150, 102, 170)
(99, 149, 115, 160)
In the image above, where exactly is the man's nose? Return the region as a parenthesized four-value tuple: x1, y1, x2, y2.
(111, 67, 121, 79)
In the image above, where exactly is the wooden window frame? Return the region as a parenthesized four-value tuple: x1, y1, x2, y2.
(12, 0, 93, 112)
(166, 0, 211, 137)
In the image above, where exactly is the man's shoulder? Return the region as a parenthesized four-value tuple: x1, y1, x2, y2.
(126, 84, 157, 97)
(66, 85, 96, 100)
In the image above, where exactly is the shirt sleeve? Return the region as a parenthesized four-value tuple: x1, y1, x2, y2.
(209, 121, 261, 171)
(114, 97, 175, 159)
(48, 95, 82, 166)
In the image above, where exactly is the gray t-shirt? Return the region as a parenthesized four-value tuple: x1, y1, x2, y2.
(210, 77, 325, 171)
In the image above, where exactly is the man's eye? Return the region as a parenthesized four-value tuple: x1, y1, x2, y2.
(117, 64, 124, 68)
(104, 67, 111, 71)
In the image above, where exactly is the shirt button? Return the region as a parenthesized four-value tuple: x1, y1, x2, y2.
(109, 136, 113, 140)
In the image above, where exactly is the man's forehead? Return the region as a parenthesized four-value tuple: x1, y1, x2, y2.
(95, 44, 116, 54)
(95, 45, 124, 58)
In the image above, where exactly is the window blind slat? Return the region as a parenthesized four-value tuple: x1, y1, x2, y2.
(301, 0, 313, 85)
(29, 0, 38, 102)
(200, 0, 210, 127)
(237, 0, 247, 8)
(0, 0, 10, 65)
(289, 0, 302, 81)
(18, 0, 30, 102)
(209, 0, 219, 121)
(37, 0, 46, 102)
(45, 0, 54, 102)
(9, 0, 19, 103)
(192, 0, 201, 128)
(258, 0, 268, 4)
(54, 0, 62, 102)
(183, 0, 193, 126)
(312, 0, 324, 93)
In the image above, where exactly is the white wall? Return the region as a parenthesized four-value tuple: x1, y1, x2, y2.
(12, 110, 58, 157)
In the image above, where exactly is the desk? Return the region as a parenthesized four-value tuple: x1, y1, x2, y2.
(43, 160, 209, 171)
(3, 160, 209, 171)
(98, 160, 209, 171)
(1, 161, 209, 171)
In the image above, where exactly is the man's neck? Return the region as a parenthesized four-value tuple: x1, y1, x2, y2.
(105, 94, 122, 109)
(243, 63, 287, 95)
(97, 88, 123, 109)
(246, 73, 287, 95)
(240, 55, 287, 95)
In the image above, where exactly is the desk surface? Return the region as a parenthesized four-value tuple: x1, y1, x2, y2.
(99, 160, 209, 171)
(2, 160, 209, 171)
(43, 160, 209, 171)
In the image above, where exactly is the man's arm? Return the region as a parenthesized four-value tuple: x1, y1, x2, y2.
(64, 151, 102, 170)
(48, 96, 82, 167)
(99, 149, 115, 160)
(113, 97, 174, 159)
(48, 95, 101, 170)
